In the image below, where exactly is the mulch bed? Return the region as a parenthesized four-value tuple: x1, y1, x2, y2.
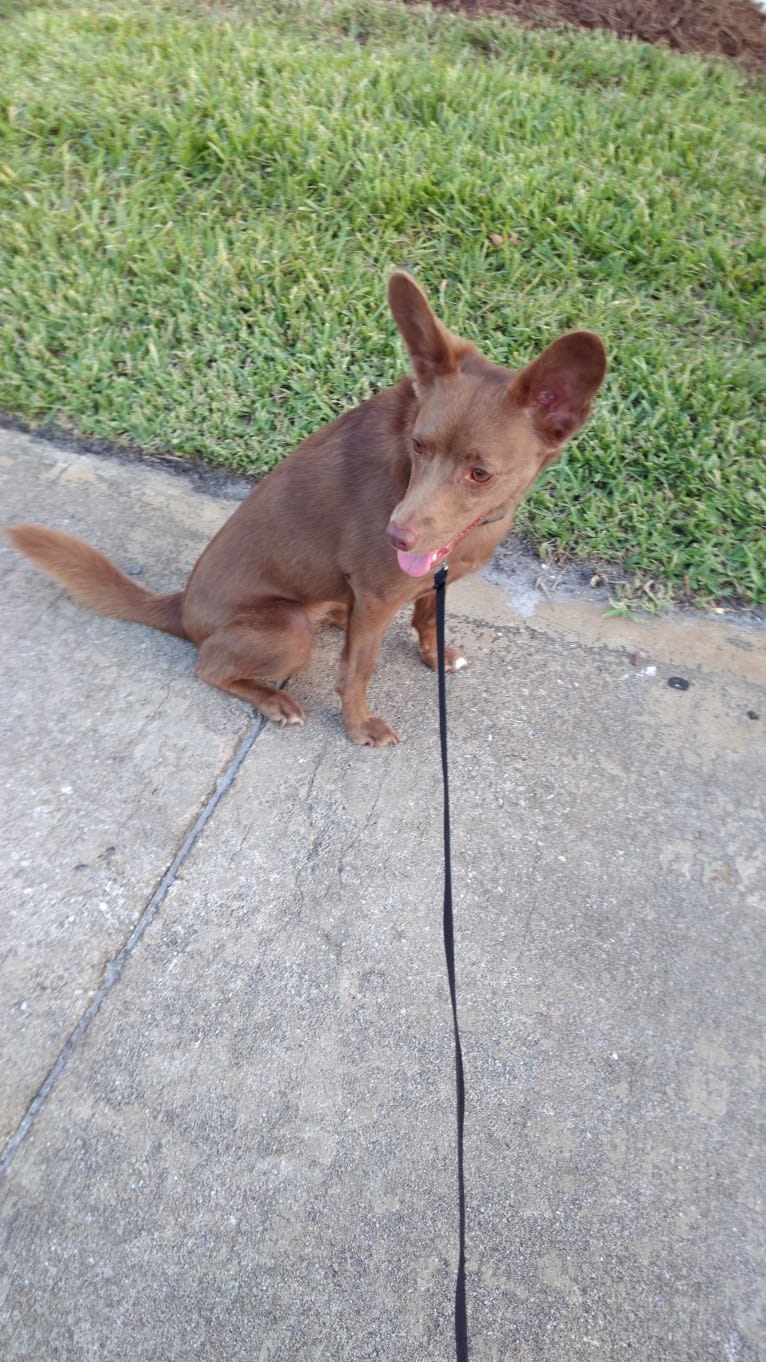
(408, 0, 766, 69)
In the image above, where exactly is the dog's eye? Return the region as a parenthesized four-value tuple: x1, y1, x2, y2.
(469, 465, 492, 484)
(411, 436, 424, 456)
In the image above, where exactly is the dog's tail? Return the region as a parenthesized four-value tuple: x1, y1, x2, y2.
(5, 523, 187, 639)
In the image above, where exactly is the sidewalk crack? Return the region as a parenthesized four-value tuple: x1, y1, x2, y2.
(0, 715, 264, 1179)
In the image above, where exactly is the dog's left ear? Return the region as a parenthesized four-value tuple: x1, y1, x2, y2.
(510, 331, 607, 445)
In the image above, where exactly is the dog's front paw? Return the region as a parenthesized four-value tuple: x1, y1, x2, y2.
(419, 645, 468, 673)
(348, 715, 400, 747)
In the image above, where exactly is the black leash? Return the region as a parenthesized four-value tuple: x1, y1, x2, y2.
(433, 563, 469, 1362)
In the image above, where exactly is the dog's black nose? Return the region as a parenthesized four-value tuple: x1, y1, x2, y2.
(386, 521, 417, 552)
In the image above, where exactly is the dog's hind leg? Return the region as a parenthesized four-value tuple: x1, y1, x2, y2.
(195, 602, 314, 727)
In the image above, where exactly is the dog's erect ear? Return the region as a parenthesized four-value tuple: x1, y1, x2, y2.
(510, 331, 607, 445)
(388, 272, 464, 384)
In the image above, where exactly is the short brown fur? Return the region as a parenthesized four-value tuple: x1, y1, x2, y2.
(5, 273, 606, 745)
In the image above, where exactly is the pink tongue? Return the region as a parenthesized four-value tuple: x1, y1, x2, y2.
(396, 548, 439, 578)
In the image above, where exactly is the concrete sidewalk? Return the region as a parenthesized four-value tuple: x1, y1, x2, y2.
(1, 427, 764, 1361)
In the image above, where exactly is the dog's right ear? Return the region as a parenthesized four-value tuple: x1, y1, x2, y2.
(388, 272, 463, 384)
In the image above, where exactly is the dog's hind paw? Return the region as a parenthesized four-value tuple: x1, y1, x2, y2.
(261, 693, 306, 728)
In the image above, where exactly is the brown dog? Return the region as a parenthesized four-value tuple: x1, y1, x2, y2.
(6, 273, 606, 745)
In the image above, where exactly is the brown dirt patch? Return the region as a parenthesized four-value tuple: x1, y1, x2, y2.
(408, 0, 766, 69)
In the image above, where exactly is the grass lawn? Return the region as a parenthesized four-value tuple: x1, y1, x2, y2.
(1, 0, 764, 607)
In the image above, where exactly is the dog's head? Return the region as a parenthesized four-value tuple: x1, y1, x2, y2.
(386, 271, 607, 577)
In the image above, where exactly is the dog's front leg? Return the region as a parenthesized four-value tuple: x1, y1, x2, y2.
(411, 591, 468, 672)
(336, 593, 399, 747)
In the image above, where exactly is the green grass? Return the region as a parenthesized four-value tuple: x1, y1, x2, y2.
(1, 0, 764, 606)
